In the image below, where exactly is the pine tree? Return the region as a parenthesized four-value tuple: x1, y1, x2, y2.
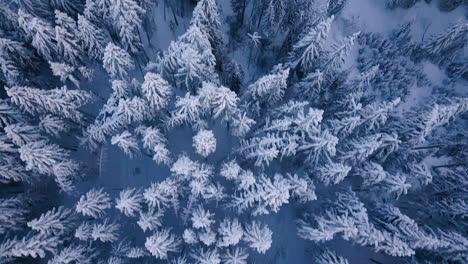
(50, 0, 81, 15)
(116, 97, 148, 124)
(27, 206, 75, 236)
(191, 0, 223, 52)
(193, 129, 217, 158)
(109, 0, 145, 53)
(298, 129, 339, 165)
(316, 249, 349, 264)
(218, 218, 244, 247)
(141, 72, 173, 113)
(6, 85, 92, 122)
(75, 222, 93, 241)
(160, 25, 217, 89)
(137, 208, 163, 232)
(18, 140, 73, 176)
(143, 178, 180, 210)
(324, 32, 360, 73)
(49, 62, 79, 87)
(191, 206, 215, 229)
(103, 42, 135, 78)
(222, 247, 248, 264)
(190, 248, 221, 264)
(48, 244, 93, 264)
(317, 162, 352, 185)
(54, 10, 82, 65)
(115, 188, 144, 217)
(91, 219, 120, 242)
(4, 122, 43, 146)
(0, 232, 60, 258)
(422, 23, 468, 65)
(111, 130, 140, 158)
(210, 85, 240, 121)
(18, 9, 57, 61)
(246, 67, 290, 108)
(243, 221, 272, 254)
(0, 197, 29, 234)
(290, 16, 334, 71)
(75, 188, 112, 218)
(77, 14, 107, 59)
(145, 229, 181, 259)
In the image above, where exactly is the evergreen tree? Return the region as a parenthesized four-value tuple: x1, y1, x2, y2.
(103, 42, 135, 78)
(17, 9, 57, 61)
(55, 10, 82, 65)
(77, 14, 107, 59)
(27, 206, 75, 236)
(145, 229, 181, 259)
(141, 72, 173, 113)
(109, 0, 145, 53)
(324, 32, 360, 73)
(6, 85, 92, 122)
(290, 16, 334, 72)
(243, 221, 272, 254)
(191, 0, 223, 52)
(422, 23, 468, 65)
(75, 188, 112, 218)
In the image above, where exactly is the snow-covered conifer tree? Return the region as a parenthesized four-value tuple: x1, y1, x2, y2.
(183, 229, 198, 244)
(6, 85, 92, 122)
(49, 62, 79, 87)
(422, 23, 467, 64)
(190, 248, 221, 264)
(243, 221, 272, 254)
(91, 219, 120, 242)
(145, 229, 181, 259)
(218, 218, 244, 247)
(109, 0, 145, 53)
(247, 68, 290, 108)
(18, 9, 57, 61)
(324, 32, 360, 73)
(48, 244, 93, 264)
(299, 129, 338, 165)
(4, 122, 43, 146)
(290, 16, 334, 71)
(317, 162, 352, 185)
(210, 85, 240, 121)
(137, 208, 163, 232)
(111, 130, 140, 158)
(220, 160, 242, 180)
(103, 43, 134, 78)
(222, 247, 248, 264)
(54, 10, 82, 65)
(141, 72, 173, 113)
(193, 129, 217, 157)
(315, 249, 349, 264)
(75, 222, 93, 241)
(0, 197, 29, 234)
(0, 232, 60, 258)
(191, 206, 215, 229)
(27, 206, 75, 235)
(191, 0, 223, 51)
(169, 92, 205, 127)
(76, 188, 112, 218)
(77, 14, 107, 59)
(115, 188, 143, 217)
(116, 97, 148, 124)
(143, 178, 180, 209)
(18, 140, 72, 175)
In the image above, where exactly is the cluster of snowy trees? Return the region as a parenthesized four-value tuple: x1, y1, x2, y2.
(0, 0, 466, 263)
